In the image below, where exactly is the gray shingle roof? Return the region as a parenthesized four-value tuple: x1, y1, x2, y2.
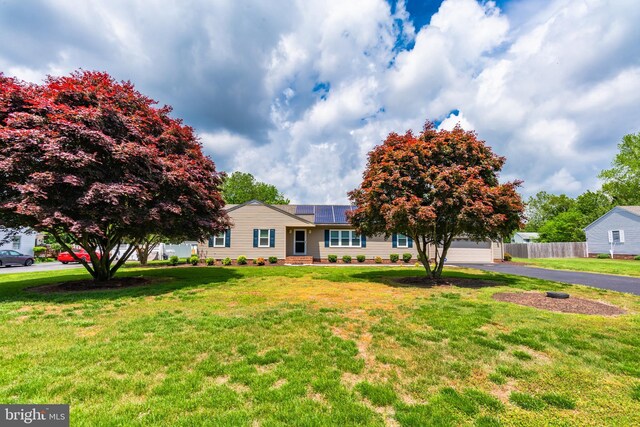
(619, 206, 640, 217)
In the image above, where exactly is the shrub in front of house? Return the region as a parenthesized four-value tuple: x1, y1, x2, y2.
(597, 253, 610, 259)
(222, 257, 232, 266)
(205, 257, 215, 266)
(342, 255, 352, 263)
(255, 257, 266, 266)
(634, 255, 640, 261)
(328, 254, 338, 263)
(356, 255, 366, 263)
(402, 253, 412, 263)
(503, 252, 512, 261)
(33, 246, 47, 257)
(169, 255, 179, 266)
(189, 255, 199, 266)
(374, 256, 382, 264)
(390, 253, 399, 263)
(237, 255, 248, 265)
(268, 256, 278, 264)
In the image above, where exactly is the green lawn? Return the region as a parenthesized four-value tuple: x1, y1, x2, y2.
(514, 257, 640, 277)
(1, 265, 639, 426)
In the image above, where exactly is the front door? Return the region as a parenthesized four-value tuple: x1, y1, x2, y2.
(294, 229, 306, 255)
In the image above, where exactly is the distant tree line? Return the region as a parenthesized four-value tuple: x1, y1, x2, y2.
(523, 132, 640, 242)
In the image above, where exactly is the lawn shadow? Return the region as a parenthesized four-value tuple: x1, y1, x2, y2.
(345, 266, 567, 291)
(0, 266, 244, 304)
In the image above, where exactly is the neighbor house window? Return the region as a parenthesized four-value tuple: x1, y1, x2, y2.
(396, 234, 409, 248)
(258, 229, 271, 247)
(609, 230, 624, 244)
(212, 232, 226, 247)
(11, 236, 20, 250)
(329, 230, 361, 247)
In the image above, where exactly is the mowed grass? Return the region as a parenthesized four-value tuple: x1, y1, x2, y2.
(1, 265, 640, 426)
(514, 257, 640, 277)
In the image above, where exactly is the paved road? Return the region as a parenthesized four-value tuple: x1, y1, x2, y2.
(0, 262, 82, 275)
(455, 263, 640, 296)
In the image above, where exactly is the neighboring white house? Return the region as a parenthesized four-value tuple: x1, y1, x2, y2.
(511, 232, 540, 243)
(0, 229, 37, 256)
(113, 242, 198, 261)
(584, 206, 640, 257)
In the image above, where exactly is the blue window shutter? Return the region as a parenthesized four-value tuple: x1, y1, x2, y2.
(324, 230, 330, 247)
(392, 233, 397, 248)
(408, 237, 413, 248)
(361, 235, 367, 248)
(253, 229, 258, 248)
(270, 229, 275, 247)
(225, 229, 231, 247)
(208, 236, 214, 247)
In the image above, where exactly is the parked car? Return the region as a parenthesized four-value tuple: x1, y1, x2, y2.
(0, 250, 35, 267)
(57, 249, 101, 264)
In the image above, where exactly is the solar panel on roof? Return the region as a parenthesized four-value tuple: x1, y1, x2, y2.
(315, 205, 334, 223)
(295, 205, 315, 215)
(333, 206, 352, 224)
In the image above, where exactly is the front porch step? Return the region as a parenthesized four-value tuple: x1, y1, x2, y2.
(285, 256, 314, 265)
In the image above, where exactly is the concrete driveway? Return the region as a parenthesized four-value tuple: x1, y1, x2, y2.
(454, 263, 640, 296)
(0, 262, 82, 275)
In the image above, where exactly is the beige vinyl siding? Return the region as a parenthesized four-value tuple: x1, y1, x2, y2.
(288, 227, 418, 260)
(198, 203, 312, 259)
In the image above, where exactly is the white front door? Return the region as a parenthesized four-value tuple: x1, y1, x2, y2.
(294, 229, 306, 255)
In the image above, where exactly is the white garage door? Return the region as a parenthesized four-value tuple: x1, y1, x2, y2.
(439, 239, 493, 264)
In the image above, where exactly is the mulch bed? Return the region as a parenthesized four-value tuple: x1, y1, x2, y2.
(27, 276, 153, 294)
(394, 276, 502, 288)
(492, 292, 626, 316)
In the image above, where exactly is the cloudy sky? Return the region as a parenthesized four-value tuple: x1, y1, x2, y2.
(1, 0, 639, 203)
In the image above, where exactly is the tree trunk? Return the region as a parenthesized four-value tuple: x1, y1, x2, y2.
(136, 246, 149, 265)
(414, 234, 433, 278)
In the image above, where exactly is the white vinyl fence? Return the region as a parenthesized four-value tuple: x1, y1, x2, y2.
(504, 242, 587, 259)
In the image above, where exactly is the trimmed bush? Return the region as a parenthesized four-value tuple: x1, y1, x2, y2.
(342, 255, 352, 263)
(597, 253, 610, 259)
(255, 257, 266, 266)
(205, 257, 215, 266)
(222, 257, 232, 266)
(374, 256, 382, 264)
(237, 255, 247, 265)
(356, 255, 366, 263)
(268, 256, 278, 264)
(168, 255, 179, 266)
(328, 254, 338, 263)
(390, 253, 399, 263)
(189, 255, 199, 266)
(503, 252, 512, 261)
(402, 253, 412, 263)
(33, 246, 47, 256)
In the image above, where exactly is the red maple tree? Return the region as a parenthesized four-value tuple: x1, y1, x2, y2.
(0, 71, 229, 281)
(349, 122, 524, 278)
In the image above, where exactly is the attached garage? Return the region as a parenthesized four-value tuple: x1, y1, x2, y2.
(432, 239, 495, 264)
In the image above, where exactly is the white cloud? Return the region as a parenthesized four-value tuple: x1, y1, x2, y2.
(2, 0, 640, 202)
